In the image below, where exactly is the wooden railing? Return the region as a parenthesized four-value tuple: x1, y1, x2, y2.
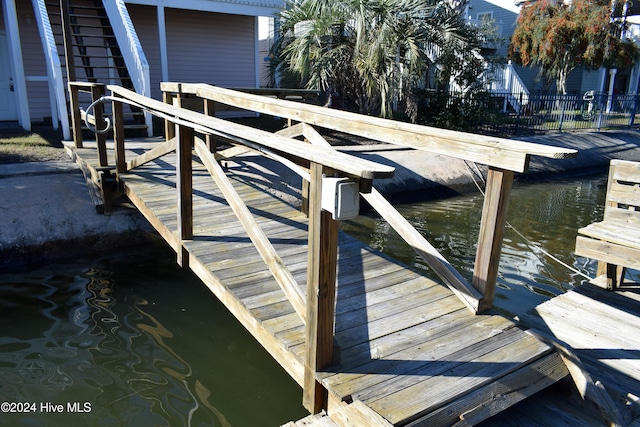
(160, 82, 577, 412)
(68, 82, 107, 166)
(69, 81, 576, 414)
(161, 83, 576, 313)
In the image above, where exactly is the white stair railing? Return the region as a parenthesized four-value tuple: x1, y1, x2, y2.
(102, 0, 153, 136)
(32, 0, 70, 140)
(485, 61, 530, 113)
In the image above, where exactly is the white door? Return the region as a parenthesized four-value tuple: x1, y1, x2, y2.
(0, 33, 18, 121)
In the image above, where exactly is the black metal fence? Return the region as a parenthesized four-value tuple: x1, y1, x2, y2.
(485, 91, 640, 136)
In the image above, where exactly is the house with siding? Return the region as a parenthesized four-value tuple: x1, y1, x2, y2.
(0, 0, 283, 138)
(469, 0, 640, 97)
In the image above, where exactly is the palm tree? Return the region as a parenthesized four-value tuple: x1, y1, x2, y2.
(272, 0, 491, 120)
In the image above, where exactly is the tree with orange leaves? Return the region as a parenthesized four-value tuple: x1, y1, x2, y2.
(509, 0, 638, 94)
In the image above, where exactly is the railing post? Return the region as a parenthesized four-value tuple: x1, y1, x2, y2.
(472, 167, 515, 313)
(163, 84, 182, 141)
(176, 124, 193, 267)
(304, 162, 339, 413)
(163, 90, 175, 141)
(91, 84, 108, 167)
(59, 0, 76, 83)
(112, 98, 126, 173)
(203, 98, 217, 153)
(68, 83, 83, 148)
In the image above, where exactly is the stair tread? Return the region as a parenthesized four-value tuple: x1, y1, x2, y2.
(69, 33, 116, 39)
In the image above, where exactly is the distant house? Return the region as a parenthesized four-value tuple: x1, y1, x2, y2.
(0, 0, 284, 137)
(468, 0, 640, 97)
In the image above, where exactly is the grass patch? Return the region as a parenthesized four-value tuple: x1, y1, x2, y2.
(0, 126, 67, 165)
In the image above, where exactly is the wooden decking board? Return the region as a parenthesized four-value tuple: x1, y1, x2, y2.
(323, 315, 516, 398)
(367, 332, 552, 424)
(226, 262, 308, 297)
(250, 299, 298, 322)
(200, 247, 305, 281)
(526, 292, 640, 349)
(69, 142, 569, 426)
(187, 226, 307, 259)
(332, 322, 513, 399)
(327, 308, 478, 375)
(335, 268, 424, 305)
(416, 352, 569, 427)
(475, 380, 609, 427)
(262, 312, 305, 335)
(334, 294, 465, 348)
(334, 285, 453, 336)
(579, 221, 640, 247)
(517, 284, 640, 425)
(546, 292, 640, 340)
(334, 275, 441, 316)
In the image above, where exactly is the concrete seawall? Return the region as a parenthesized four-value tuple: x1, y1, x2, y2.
(2, 129, 639, 267)
(0, 160, 151, 270)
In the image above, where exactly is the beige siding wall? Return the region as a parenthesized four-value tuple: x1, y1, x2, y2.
(125, 4, 163, 100)
(128, 6, 257, 100)
(165, 9, 256, 88)
(166, 9, 257, 87)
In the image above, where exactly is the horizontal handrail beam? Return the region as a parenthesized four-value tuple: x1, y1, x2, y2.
(161, 82, 576, 174)
(108, 85, 394, 181)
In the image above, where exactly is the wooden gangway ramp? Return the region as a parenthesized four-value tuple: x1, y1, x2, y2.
(66, 82, 580, 426)
(69, 139, 566, 425)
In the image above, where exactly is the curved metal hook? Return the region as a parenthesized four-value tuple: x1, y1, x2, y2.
(84, 97, 112, 134)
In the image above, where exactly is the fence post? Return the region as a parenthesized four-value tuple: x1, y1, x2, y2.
(558, 94, 566, 132)
(514, 92, 523, 136)
(597, 92, 605, 131)
(629, 94, 638, 128)
(176, 124, 193, 267)
(303, 162, 339, 414)
(472, 167, 515, 313)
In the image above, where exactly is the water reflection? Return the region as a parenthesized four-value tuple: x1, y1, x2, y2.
(2, 173, 636, 425)
(0, 245, 306, 426)
(344, 173, 638, 318)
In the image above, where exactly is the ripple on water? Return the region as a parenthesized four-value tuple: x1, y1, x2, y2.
(0, 247, 307, 426)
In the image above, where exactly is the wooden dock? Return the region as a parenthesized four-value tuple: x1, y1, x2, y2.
(68, 139, 567, 425)
(64, 82, 585, 425)
(517, 283, 640, 426)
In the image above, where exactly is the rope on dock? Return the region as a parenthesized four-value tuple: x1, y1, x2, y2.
(463, 161, 593, 283)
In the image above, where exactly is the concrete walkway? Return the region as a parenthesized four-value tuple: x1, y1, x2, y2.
(1, 129, 639, 266)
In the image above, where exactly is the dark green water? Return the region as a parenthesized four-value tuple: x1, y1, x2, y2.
(343, 171, 639, 318)
(0, 246, 308, 426)
(0, 171, 636, 426)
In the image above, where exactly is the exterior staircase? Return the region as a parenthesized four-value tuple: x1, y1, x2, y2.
(484, 61, 530, 114)
(38, 0, 151, 136)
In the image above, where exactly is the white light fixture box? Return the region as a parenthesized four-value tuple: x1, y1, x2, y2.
(321, 177, 359, 220)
